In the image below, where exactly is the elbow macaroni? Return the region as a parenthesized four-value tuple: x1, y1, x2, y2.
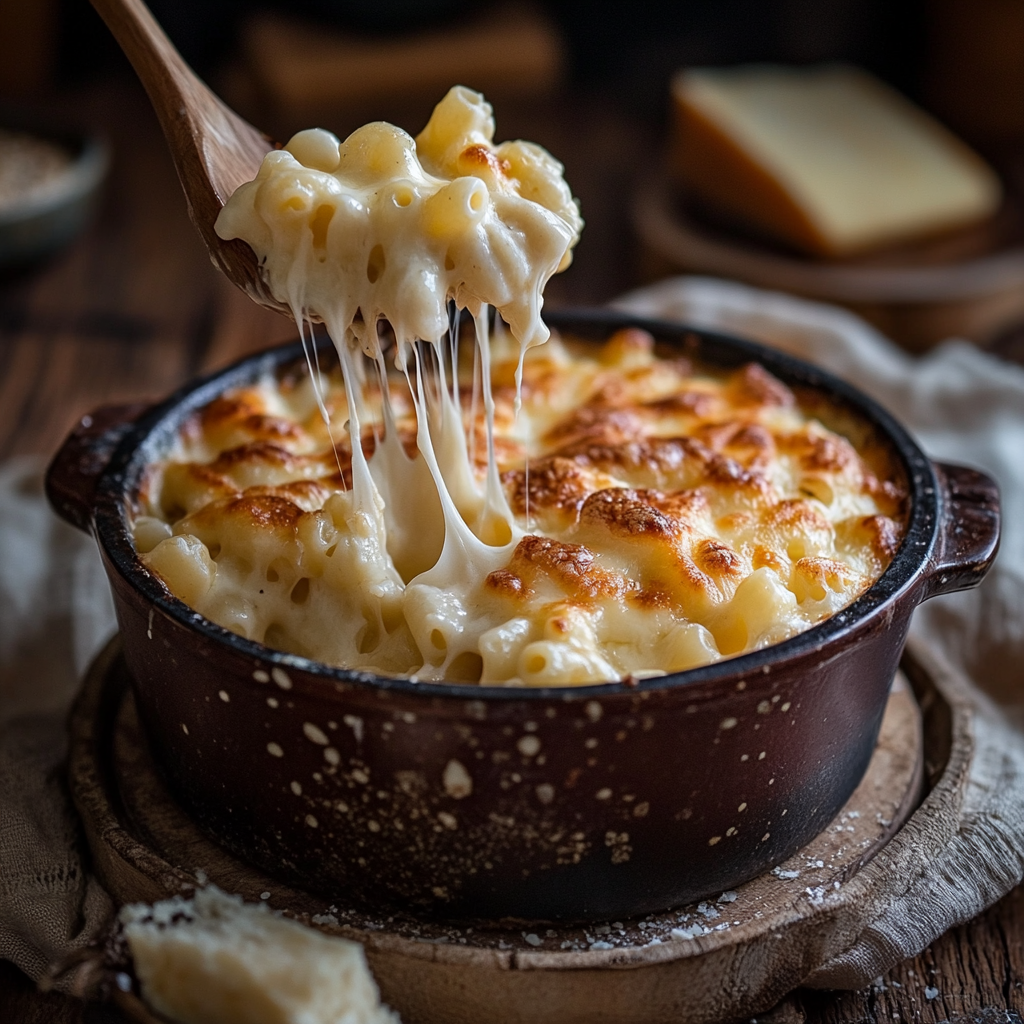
(214, 86, 582, 352)
(139, 88, 905, 685)
(136, 329, 907, 685)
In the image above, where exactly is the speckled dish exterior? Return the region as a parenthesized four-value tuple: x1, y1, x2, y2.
(46, 310, 1000, 922)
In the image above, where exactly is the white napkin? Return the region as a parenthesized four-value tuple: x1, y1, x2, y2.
(0, 458, 117, 728)
(614, 276, 1024, 985)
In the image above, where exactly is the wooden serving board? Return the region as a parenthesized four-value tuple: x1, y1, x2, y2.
(70, 638, 937, 1024)
(632, 171, 1024, 352)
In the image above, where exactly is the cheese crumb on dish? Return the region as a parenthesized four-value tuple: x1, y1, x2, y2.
(120, 886, 397, 1024)
(135, 328, 907, 685)
(672, 64, 1002, 257)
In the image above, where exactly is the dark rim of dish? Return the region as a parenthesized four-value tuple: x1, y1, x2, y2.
(91, 308, 939, 701)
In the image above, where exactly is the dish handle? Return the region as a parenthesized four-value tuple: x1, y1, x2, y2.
(921, 461, 1000, 599)
(45, 403, 149, 533)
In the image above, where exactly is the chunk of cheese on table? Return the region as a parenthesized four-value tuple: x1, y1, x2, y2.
(672, 64, 1002, 258)
(121, 887, 398, 1024)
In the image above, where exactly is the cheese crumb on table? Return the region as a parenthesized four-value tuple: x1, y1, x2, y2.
(120, 886, 398, 1024)
(672, 64, 1002, 258)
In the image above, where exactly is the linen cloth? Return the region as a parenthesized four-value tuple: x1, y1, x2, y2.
(613, 278, 1024, 987)
(0, 459, 115, 987)
(0, 276, 1023, 994)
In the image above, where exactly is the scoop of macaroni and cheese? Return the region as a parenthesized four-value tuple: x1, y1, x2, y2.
(214, 85, 582, 352)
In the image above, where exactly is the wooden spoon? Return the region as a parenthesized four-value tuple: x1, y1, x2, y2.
(90, 0, 287, 314)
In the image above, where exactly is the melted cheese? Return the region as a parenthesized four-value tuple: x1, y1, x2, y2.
(136, 330, 907, 685)
(211, 87, 582, 679)
(136, 86, 904, 685)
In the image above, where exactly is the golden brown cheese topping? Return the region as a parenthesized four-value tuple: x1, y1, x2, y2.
(134, 328, 906, 685)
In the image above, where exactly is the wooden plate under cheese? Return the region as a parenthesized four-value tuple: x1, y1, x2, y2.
(632, 166, 1024, 352)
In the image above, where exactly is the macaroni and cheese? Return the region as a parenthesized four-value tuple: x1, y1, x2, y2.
(135, 328, 906, 685)
(133, 87, 905, 685)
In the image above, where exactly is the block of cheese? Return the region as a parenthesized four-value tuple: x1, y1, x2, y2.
(671, 64, 1002, 258)
(120, 887, 398, 1024)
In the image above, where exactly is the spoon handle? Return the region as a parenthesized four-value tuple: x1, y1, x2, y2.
(89, 0, 270, 210)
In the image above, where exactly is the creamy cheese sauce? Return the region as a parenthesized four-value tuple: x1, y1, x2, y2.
(208, 86, 581, 680)
(134, 86, 905, 685)
(135, 330, 906, 685)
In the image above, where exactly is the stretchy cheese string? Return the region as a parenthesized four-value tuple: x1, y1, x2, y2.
(215, 86, 582, 678)
(190, 86, 904, 685)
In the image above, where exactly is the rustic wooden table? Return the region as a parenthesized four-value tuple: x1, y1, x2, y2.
(2, 75, 1023, 1024)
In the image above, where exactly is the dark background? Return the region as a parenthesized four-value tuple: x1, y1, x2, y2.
(4, 0, 1022, 167)
(1, 0, 1022, 339)
(13, 0, 1015, 166)
(59, 0, 928, 109)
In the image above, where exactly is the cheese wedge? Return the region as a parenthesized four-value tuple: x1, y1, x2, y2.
(672, 64, 1002, 258)
(121, 887, 398, 1024)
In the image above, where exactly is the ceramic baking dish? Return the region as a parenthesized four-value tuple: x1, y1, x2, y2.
(46, 310, 1000, 922)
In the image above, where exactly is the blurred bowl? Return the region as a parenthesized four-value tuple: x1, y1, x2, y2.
(0, 118, 109, 270)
